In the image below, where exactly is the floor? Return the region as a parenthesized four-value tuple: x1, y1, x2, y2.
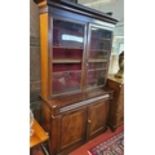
(69, 125, 124, 155)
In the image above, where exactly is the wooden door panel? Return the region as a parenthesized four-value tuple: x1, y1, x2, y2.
(60, 109, 87, 150)
(88, 101, 109, 138)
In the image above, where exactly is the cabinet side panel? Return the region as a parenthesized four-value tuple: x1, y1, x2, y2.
(40, 13, 49, 99)
(107, 79, 124, 130)
(41, 101, 51, 132)
(50, 115, 61, 155)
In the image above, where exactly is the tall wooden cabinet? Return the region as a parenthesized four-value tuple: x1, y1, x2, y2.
(34, 0, 117, 154)
(107, 75, 124, 130)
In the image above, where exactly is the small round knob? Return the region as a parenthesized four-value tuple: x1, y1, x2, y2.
(88, 119, 92, 124)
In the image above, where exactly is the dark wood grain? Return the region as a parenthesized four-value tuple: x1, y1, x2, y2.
(34, 0, 118, 24)
(40, 92, 111, 155)
(60, 109, 87, 150)
(50, 115, 61, 155)
(41, 89, 111, 111)
(106, 76, 124, 130)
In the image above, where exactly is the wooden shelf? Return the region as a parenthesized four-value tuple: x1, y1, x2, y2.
(88, 68, 107, 72)
(91, 37, 111, 41)
(87, 84, 105, 90)
(53, 45, 83, 50)
(90, 49, 110, 52)
(53, 59, 82, 64)
(53, 88, 81, 97)
(88, 59, 107, 63)
(53, 70, 81, 74)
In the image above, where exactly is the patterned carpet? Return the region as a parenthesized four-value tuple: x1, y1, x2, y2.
(88, 131, 124, 155)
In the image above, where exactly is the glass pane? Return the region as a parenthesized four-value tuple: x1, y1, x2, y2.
(53, 19, 84, 49)
(88, 62, 107, 70)
(91, 27, 112, 39)
(89, 50, 108, 59)
(87, 70, 106, 88)
(90, 28, 112, 50)
(53, 70, 81, 95)
(52, 19, 85, 95)
(87, 26, 112, 90)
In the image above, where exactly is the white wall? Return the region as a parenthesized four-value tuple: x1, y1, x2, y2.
(78, 0, 124, 37)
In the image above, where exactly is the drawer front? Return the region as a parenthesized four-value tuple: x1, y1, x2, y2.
(58, 94, 110, 114)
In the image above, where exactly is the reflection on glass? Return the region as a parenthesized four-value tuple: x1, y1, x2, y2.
(53, 19, 84, 49)
(62, 34, 83, 43)
(90, 27, 112, 50)
(91, 28, 112, 39)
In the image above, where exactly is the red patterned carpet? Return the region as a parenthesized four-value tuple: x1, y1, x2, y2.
(88, 131, 123, 155)
(70, 126, 124, 155)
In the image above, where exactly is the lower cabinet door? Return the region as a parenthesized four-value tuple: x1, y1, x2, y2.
(87, 100, 109, 139)
(59, 108, 87, 152)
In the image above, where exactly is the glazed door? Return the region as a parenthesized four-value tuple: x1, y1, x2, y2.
(52, 18, 86, 96)
(86, 24, 113, 90)
(87, 100, 109, 139)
